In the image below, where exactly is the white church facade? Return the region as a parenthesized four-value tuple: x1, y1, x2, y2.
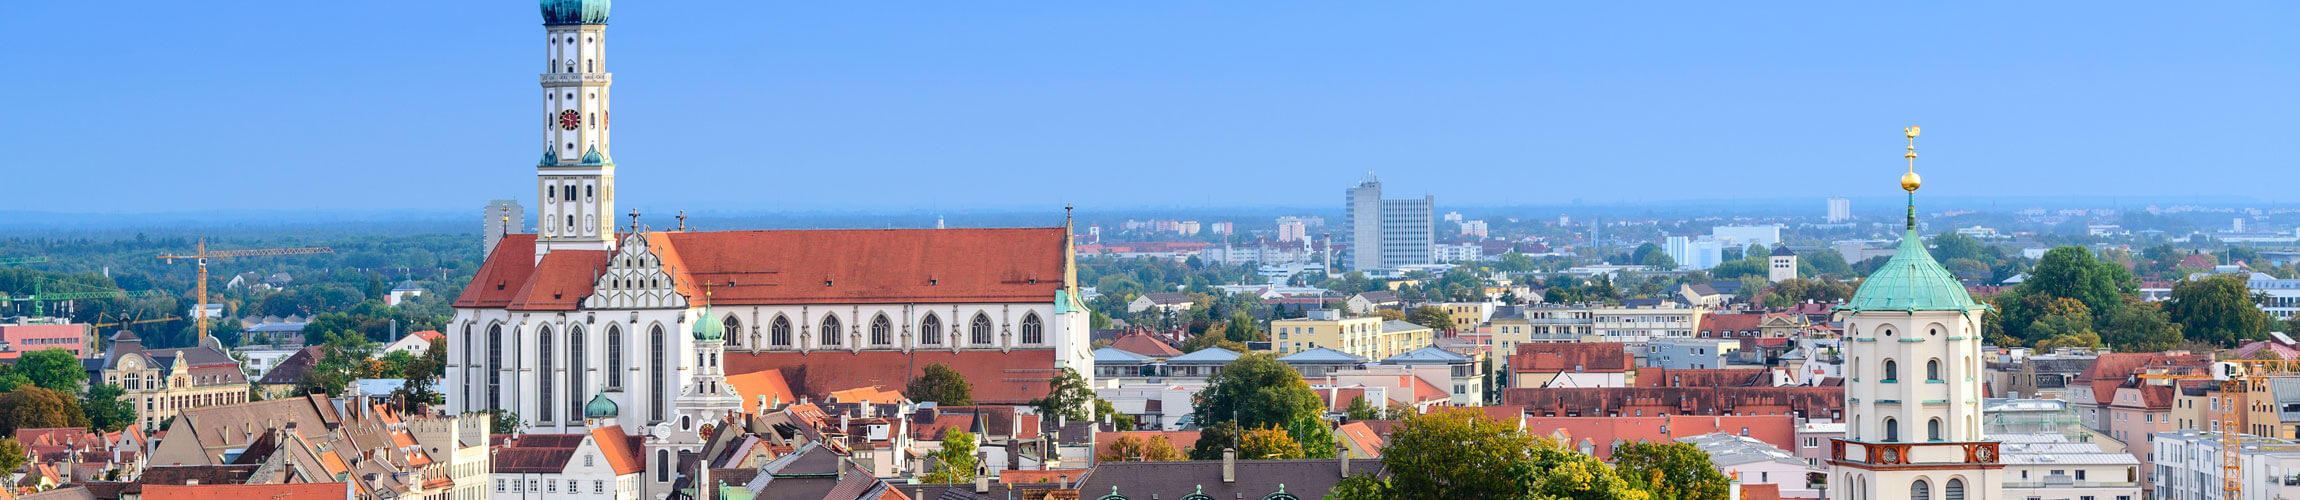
(445, 0, 1094, 444)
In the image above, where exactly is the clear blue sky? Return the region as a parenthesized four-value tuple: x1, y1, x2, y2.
(2, 2, 2292, 214)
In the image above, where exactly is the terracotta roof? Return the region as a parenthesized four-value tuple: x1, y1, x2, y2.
(256, 347, 325, 385)
(1511, 342, 1634, 373)
(141, 483, 348, 500)
(1741, 483, 1783, 500)
(1502, 386, 1843, 419)
(2179, 254, 2217, 269)
(727, 350, 1058, 405)
(2073, 352, 2212, 405)
(724, 368, 800, 413)
(1635, 368, 1772, 388)
(826, 386, 908, 406)
(1336, 422, 1384, 458)
(1092, 431, 1199, 461)
(589, 425, 645, 475)
(1108, 332, 1183, 358)
(1406, 376, 1450, 403)
(1696, 314, 1764, 337)
(409, 330, 441, 341)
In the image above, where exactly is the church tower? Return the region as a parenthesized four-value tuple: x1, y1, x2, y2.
(536, 0, 617, 257)
(1829, 127, 2004, 500)
(675, 292, 744, 424)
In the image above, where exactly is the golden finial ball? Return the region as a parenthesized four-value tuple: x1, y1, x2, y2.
(1901, 171, 1922, 192)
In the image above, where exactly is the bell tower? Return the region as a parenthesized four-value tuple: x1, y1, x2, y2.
(1828, 126, 2004, 500)
(536, 0, 617, 257)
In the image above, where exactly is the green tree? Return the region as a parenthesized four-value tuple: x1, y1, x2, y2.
(1221, 312, 1262, 342)
(0, 386, 91, 435)
(906, 362, 975, 406)
(2022, 298, 2096, 346)
(2102, 301, 2183, 352)
(1406, 306, 1455, 332)
(1346, 396, 1381, 421)
(1094, 399, 1137, 429)
(299, 330, 378, 397)
(1613, 441, 1730, 500)
(2035, 332, 2105, 350)
(82, 383, 136, 432)
(1191, 353, 1323, 433)
(2165, 274, 2274, 347)
(923, 428, 979, 483)
(1098, 433, 1182, 462)
(1328, 408, 1651, 500)
(1031, 367, 1094, 422)
(0, 373, 31, 392)
(16, 349, 87, 393)
(0, 438, 26, 477)
(486, 409, 521, 434)
(1238, 425, 1303, 460)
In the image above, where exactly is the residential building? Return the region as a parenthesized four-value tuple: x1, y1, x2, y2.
(2008, 349, 2100, 400)
(1643, 338, 1740, 370)
(1665, 236, 1725, 270)
(1827, 197, 1851, 223)
(1680, 433, 1825, 499)
(386, 280, 425, 306)
(2153, 430, 2300, 500)
(1508, 343, 1635, 389)
(1379, 346, 1482, 406)
(1344, 291, 1401, 313)
(1277, 347, 1367, 379)
(235, 345, 302, 379)
(378, 329, 442, 358)
(1267, 310, 1433, 361)
(0, 321, 88, 359)
(1711, 225, 1782, 248)
(94, 331, 254, 431)
(1433, 242, 1483, 263)
(490, 410, 647, 500)
(2071, 352, 2213, 434)
(1126, 292, 1195, 314)
(1436, 301, 1494, 332)
(1344, 174, 1435, 271)
(1996, 432, 2143, 500)
(1275, 216, 1310, 243)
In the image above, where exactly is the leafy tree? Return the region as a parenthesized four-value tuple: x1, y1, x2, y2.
(1328, 408, 1649, 500)
(1093, 399, 1137, 429)
(1098, 433, 1182, 462)
(923, 428, 979, 483)
(1711, 259, 1766, 281)
(2035, 332, 2105, 350)
(486, 409, 521, 434)
(1191, 421, 1244, 461)
(0, 386, 91, 435)
(1406, 306, 1455, 332)
(1614, 441, 1730, 500)
(82, 383, 136, 432)
(2022, 298, 2096, 346)
(906, 362, 975, 406)
(16, 349, 86, 393)
(0, 438, 26, 476)
(2165, 274, 2274, 347)
(1192, 353, 1323, 434)
(1220, 312, 1262, 342)
(1179, 332, 1246, 353)
(1238, 425, 1303, 460)
(1346, 396, 1381, 421)
(0, 374, 29, 392)
(1799, 249, 1855, 278)
(2102, 301, 2183, 352)
(1031, 367, 1094, 422)
(299, 330, 378, 397)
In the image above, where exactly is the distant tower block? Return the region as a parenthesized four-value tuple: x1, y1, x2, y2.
(483, 200, 524, 256)
(1769, 246, 1798, 282)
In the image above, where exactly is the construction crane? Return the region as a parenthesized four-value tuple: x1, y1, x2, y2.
(2139, 359, 2300, 498)
(0, 280, 166, 317)
(0, 256, 46, 266)
(157, 239, 332, 346)
(92, 311, 181, 330)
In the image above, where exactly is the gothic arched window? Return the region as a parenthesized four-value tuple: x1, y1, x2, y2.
(870, 315, 892, 346)
(970, 314, 993, 345)
(650, 324, 665, 422)
(1020, 313, 1044, 345)
(538, 325, 556, 421)
(770, 316, 792, 347)
(920, 314, 942, 345)
(821, 314, 843, 346)
(569, 325, 586, 418)
(723, 315, 743, 347)
(606, 324, 623, 389)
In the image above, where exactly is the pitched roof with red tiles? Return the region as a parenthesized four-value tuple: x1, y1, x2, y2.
(2073, 352, 2213, 405)
(727, 349, 1057, 404)
(589, 425, 645, 475)
(1109, 331, 1183, 358)
(142, 482, 349, 500)
(1635, 368, 1772, 388)
(826, 386, 908, 406)
(1741, 483, 1783, 500)
(1511, 342, 1634, 373)
(2178, 253, 2217, 269)
(1406, 376, 1450, 403)
(409, 330, 442, 341)
(1502, 386, 1844, 418)
(724, 368, 800, 413)
(1697, 314, 1765, 337)
(1336, 422, 1385, 458)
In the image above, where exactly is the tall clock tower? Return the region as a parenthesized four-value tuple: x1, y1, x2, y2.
(535, 0, 616, 257)
(1828, 127, 2004, 500)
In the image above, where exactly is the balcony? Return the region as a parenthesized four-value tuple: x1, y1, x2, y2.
(1830, 439, 2000, 467)
(540, 73, 613, 85)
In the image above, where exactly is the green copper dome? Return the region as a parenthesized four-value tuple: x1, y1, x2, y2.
(1837, 229, 1981, 313)
(584, 390, 619, 418)
(541, 0, 610, 26)
(693, 308, 724, 342)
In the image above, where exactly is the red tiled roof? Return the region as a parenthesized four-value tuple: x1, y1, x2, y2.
(1503, 386, 1843, 418)
(1635, 368, 1771, 388)
(143, 482, 348, 500)
(1337, 422, 1384, 458)
(1523, 415, 1795, 460)
(1407, 376, 1450, 403)
(1511, 343, 1634, 373)
(1109, 332, 1183, 358)
(410, 330, 442, 341)
(1697, 314, 1764, 337)
(1741, 483, 1783, 500)
(826, 386, 907, 406)
(590, 425, 645, 475)
(2178, 254, 2216, 269)
(725, 369, 799, 413)
(459, 228, 1070, 310)
(727, 350, 1058, 405)
(2073, 352, 2212, 405)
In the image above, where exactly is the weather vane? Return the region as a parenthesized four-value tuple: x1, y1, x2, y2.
(1901, 126, 1921, 193)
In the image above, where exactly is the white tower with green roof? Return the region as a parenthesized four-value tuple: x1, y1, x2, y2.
(1827, 127, 2005, 500)
(535, 0, 618, 257)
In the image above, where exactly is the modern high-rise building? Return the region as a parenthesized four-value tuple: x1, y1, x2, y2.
(1828, 129, 2003, 500)
(1344, 174, 1434, 272)
(1711, 224, 1783, 248)
(482, 199, 525, 256)
(1275, 217, 1309, 243)
(1827, 197, 1852, 223)
(1664, 236, 1724, 270)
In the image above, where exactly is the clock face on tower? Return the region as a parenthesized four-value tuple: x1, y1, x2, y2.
(559, 110, 581, 130)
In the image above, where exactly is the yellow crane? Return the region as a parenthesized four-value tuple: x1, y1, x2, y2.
(156, 239, 332, 346)
(2139, 359, 2300, 498)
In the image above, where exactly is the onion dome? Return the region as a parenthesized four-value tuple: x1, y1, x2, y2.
(584, 391, 619, 419)
(541, 0, 611, 26)
(692, 307, 724, 342)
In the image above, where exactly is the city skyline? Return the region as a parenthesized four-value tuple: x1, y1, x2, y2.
(4, 2, 2295, 214)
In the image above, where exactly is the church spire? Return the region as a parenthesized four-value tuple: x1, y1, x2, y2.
(1901, 125, 1922, 232)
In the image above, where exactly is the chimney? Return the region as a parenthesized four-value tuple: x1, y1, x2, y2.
(1058, 474, 1069, 489)
(1729, 471, 1743, 500)
(972, 461, 989, 493)
(1221, 448, 1236, 483)
(1338, 435, 1351, 477)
